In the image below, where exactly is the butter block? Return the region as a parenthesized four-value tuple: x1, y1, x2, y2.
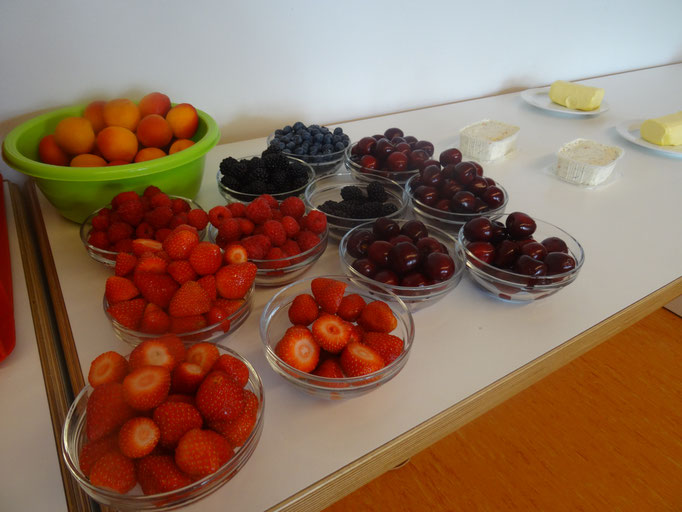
(640, 111, 682, 146)
(548, 80, 605, 111)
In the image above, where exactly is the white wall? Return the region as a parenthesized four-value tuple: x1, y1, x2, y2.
(1, 0, 681, 183)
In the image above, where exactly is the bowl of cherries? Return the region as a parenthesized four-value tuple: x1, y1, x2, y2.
(344, 128, 436, 185)
(339, 217, 464, 310)
(406, 148, 508, 235)
(458, 212, 584, 302)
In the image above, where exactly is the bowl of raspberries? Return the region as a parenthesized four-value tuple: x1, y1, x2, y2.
(260, 275, 415, 399)
(217, 147, 314, 204)
(62, 339, 264, 510)
(266, 121, 350, 176)
(304, 173, 409, 241)
(207, 195, 329, 287)
(80, 186, 209, 266)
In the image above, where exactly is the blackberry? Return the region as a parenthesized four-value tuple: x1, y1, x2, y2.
(366, 182, 388, 202)
(381, 203, 399, 216)
(249, 167, 269, 184)
(245, 181, 267, 195)
(220, 174, 239, 190)
(246, 157, 262, 172)
(270, 171, 288, 191)
(340, 186, 365, 202)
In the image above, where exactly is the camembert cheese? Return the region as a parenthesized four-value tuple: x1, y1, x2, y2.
(548, 80, 604, 111)
(640, 111, 682, 146)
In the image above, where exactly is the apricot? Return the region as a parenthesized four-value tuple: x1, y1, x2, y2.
(168, 138, 195, 154)
(136, 114, 173, 148)
(108, 160, 130, 166)
(38, 134, 70, 166)
(134, 147, 166, 162)
(97, 126, 138, 162)
(139, 92, 171, 118)
(70, 154, 107, 167)
(54, 116, 95, 155)
(166, 103, 198, 139)
(83, 100, 106, 133)
(103, 98, 141, 131)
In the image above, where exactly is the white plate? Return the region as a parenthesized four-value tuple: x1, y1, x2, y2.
(615, 119, 682, 158)
(521, 86, 609, 116)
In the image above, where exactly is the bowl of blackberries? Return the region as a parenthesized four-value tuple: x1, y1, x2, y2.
(344, 128, 437, 185)
(406, 149, 508, 235)
(304, 173, 409, 241)
(339, 218, 464, 311)
(217, 147, 314, 203)
(458, 212, 585, 302)
(266, 122, 350, 176)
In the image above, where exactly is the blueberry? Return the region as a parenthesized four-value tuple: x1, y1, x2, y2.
(282, 125, 292, 134)
(334, 141, 345, 151)
(293, 135, 303, 145)
(309, 124, 320, 131)
(309, 145, 319, 155)
(286, 141, 296, 150)
(274, 129, 283, 136)
(301, 131, 312, 140)
(323, 134, 333, 144)
(294, 146, 306, 155)
(293, 121, 305, 130)
(332, 135, 342, 143)
(322, 143, 333, 152)
(333, 127, 343, 135)
(341, 135, 350, 143)
(320, 126, 330, 134)
(313, 133, 324, 143)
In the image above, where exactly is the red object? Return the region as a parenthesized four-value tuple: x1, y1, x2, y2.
(0, 175, 16, 362)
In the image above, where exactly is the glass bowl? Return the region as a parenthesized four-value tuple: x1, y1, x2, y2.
(216, 155, 315, 204)
(266, 131, 347, 176)
(80, 195, 207, 267)
(303, 173, 410, 241)
(458, 214, 585, 302)
(104, 283, 254, 346)
(405, 175, 508, 236)
(344, 142, 420, 185)
(259, 275, 415, 400)
(62, 344, 264, 511)
(339, 219, 465, 311)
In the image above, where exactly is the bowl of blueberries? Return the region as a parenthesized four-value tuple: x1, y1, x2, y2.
(266, 122, 350, 176)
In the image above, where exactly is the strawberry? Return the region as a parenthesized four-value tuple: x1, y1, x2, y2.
(139, 302, 171, 334)
(186, 342, 220, 373)
(215, 262, 257, 300)
(89, 451, 136, 494)
(132, 238, 163, 257)
(197, 274, 217, 301)
(154, 335, 187, 365)
(87, 351, 129, 388)
(117, 416, 160, 458)
(311, 314, 351, 354)
(129, 339, 177, 371)
(135, 254, 168, 274)
(211, 354, 249, 387)
(241, 389, 259, 418)
(340, 341, 385, 377)
(188, 242, 223, 276)
(274, 325, 320, 373)
(312, 357, 345, 379)
(152, 401, 203, 449)
(164, 393, 195, 405)
(362, 332, 404, 365)
(114, 252, 137, 277)
(336, 293, 367, 322)
(170, 315, 207, 334)
(348, 323, 365, 344)
(122, 365, 171, 411)
(213, 298, 245, 316)
(162, 228, 199, 260)
(78, 435, 119, 477)
(168, 281, 211, 318)
(223, 243, 248, 265)
(210, 410, 256, 448)
(204, 430, 234, 465)
(105, 276, 139, 304)
(134, 272, 179, 309)
(195, 371, 245, 422)
(358, 300, 398, 333)
(107, 298, 146, 330)
(167, 259, 198, 284)
(86, 382, 135, 441)
(171, 362, 206, 394)
(310, 277, 347, 314)
(136, 455, 193, 495)
(174, 428, 224, 478)
(287, 293, 319, 326)
(206, 305, 231, 332)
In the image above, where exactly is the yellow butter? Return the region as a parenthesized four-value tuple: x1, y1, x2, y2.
(548, 80, 605, 111)
(640, 111, 682, 146)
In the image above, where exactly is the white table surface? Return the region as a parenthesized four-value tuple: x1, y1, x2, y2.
(33, 63, 682, 511)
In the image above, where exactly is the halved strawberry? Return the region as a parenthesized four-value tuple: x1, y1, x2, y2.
(287, 293, 319, 326)
(86, 382, 135, 441)
(88, 351, 129, 388)
(211, 354, 249, 387)
(133, 272, 179, 310)
(136, 454, 193, 495)
(153, 401, 203, 449)
(139, 303, 171, 334)
(132, 238, 162, 257)
(186, 342, 220, 373)
(195, 371, 245, 422)
(105, 276, 139, 304)
(362, 332, 404, 365)
(224, 243, 248, 264)
(171, 362, 206, 394)
(311, 314, 351, 354)
(215, 262, 257, 300)
(114, 252, 137, 277)
(168, 281, 211, 318)
(174, 428, 224, 478)
(336, 293, 367, 322)
(129, 339, 177, 371)
(188, 242, 223, 276)
(117, 416, 160, 459)
(89, 451, 136, 494)
(79, 435, 119, 477)
(135, 254, 168, 274)
(357, 300, 397, 333)
(122, 365, 171, 411)
(274, 325, 320, 373)
(107, 298, 147, 330)
(310, 277, 347, 314)
(162, 229, 199, 260)
(340, 341, 385, 377)
(154, 334, 187, 364)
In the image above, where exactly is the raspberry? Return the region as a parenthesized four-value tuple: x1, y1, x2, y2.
(296, 230, 321, 251)
(262, 220, 287, 247)
(154, 228, 172, 242)
(245, 198, 272, 225)
(217, 218, 241, 243)
(135, 222, 155, 239)
(270, 209, 283, 221)
(208, 205, 232, 228)
(150, 193, 172, 208)
(279, 197, 305, 219)
(282, 239, 301, 256)
(187, 209, 209, 231)
(258, 194, 279, 209)
(88, 231, 110, 250)
(117, 199, 144, 226)
(281, 216, 300, 237)
(264, 247, 288, 269)
(112, 191, 140, 209)
(171, 198, 191, 214)
(169, 213, 189, 229)
(113, 239, 134, 253)
(227, 203, 246, 218)
(107, 222, 134, 244)
(237, 218, 255, 236)
(302, 210, 327, 234)
(145, 206, 174, 229)
(91, 213, 110, 231)
(241, 234, 271, 260)
(143, 185, 163, 198)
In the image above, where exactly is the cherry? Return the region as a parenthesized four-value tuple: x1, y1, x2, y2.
(386, 151, 408, 172)
(520, 241, 548, 261)
(374, 138, 395, 160)
(415, 185, 439, 206)
(542, 237, 568, 253)
(506, 212, 537, 240)
(356, 136, 377, 155)
(439, 148, 463, 166)
(472, 198, 489, 213)
(352, 258, 377, 278)
(490, 220, 507, 244)
(545, 252, 576, 274)
(359, 154, 378, 170)
(409, 149, 430, 170)
(414, 140, 434, 156)
(481, 186, 505, 209)
(450, 191, 476, 213)
(373, 217, 400, 240)
(367, 240, 393, 266)
(389, 234, 413, 246)
(466, 241, 495, 264)
(374, 269, 399, 286)
(400, 220, 429, 241)
(421, 165, 443, 187)
(395, 142, 412, 154)
(400, 272, 429, 287)
(384, 127, 404, 139)
(484, 177, 496, 186)
(424, 252, 455, 281)
(346, 229, 375, 258)
(435, 199, 451, 211)
(513, 255, 547, 276)
(467, 176, 488, 196)
(453, 161, 477, 185)
(416, 236, 444, 256)
(470, 161, 484, 176)
(441, 164, 457, 180)
(403, 135, 418, 145)
(390, 136, 406, 144)
(492, 239, 519, 268)
(516, 238, 537, 249)
(438, 178, 463, 198)
(422, 159, 441, 170)
(463, 217, 493, 242)
(388, 242, 421, 275)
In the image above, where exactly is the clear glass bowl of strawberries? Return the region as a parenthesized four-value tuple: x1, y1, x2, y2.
(260, 275, 415, 399)
(102, 224, 256, 346)
(80, 186, 209, 267)
(62, 338, 264, 510)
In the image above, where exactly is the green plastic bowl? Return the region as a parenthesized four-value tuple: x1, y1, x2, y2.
(2, 103, 220, 223)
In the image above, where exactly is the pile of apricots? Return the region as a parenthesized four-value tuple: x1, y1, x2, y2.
(38, 92, 199, 167)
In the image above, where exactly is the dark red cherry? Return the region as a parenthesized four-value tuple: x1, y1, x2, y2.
(408, 149, 430, 170)
(415, 185, 439, 206)
(388, 242, 421, 275)
(372, 217, 400, 240)
(545, 252, 576, 274)
(346, 229, 375, 258)
(472, 198, 489, 213)
(421, 159, 441, 171)
(367, 240, 393, 266)
(400, 220, 429, 241)
(356, 136, 377, 155)
(390, 136, 406, 145)
(492, 239, 519, 268)
(484, 177, 496, 186)
(450, 191, 476, 213)
(352, 258, 377, 278)
(513, 255, 547, 276)
(395, 142, 412, 155)
(439, 148, 463, 166)
(470, 161, 484, 176)
(359, 154, 378, 170)
(389, 234, 413, 246)
(414, 140, 435, 156)
(403, 135, 418, 145)
(435, 199, 451, 211)
(384, 127, 404, 140)
(374, 269, 399, 286)
(453, 161, 477, 185)
(542, 237, 569, 253)
(441, 164, 457, 180)
(463, 217, 493, 242)
(416, 236, 444, 256)
(466, 241, 495, 264)
(520, 241, 548, 261)
(505, 212, 537, 240)
(490, 220, 507, 244)
(400, 272, 429, 287)
(421, 165, 443, 187)
(424, 252, 455, 281)
(386, 151, 408, 172)
(481, 186, 505, 209)
(438, 178, 463, 199)
(467, 176, 488, 196)
(374, 138, 395, 160)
